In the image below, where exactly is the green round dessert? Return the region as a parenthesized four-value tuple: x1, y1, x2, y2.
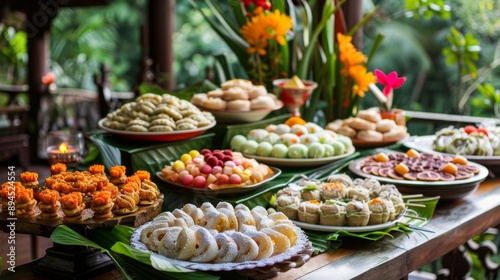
(241, 140, 259, 155)
(288, 143, 309, 158)
(230, 135, 247, 151)
(256, 142, 273, 157)
(262, 132, 281, 144)
(330, 140, 346, 155)
(271, 143, 289, 158)
(336, 135, 353, 150)
(308, 142, 326, 158)
(323, 144, 334, 157)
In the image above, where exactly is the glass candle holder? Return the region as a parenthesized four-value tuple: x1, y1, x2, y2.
(46, 130, 84, 166)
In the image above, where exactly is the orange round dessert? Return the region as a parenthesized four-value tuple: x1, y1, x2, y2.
(406, 149, 420, 157)
(374, 153, 389, 162)
(451, 155, 468, 165)
(441, 162, 458, 175)
(394, 163, 409, 176)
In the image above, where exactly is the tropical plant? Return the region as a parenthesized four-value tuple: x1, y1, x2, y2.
(0, 26, 27, 85)
(190, 0, 380, 121)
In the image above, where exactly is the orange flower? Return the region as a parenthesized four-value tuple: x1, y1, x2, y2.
(337, 33, 375, 97)
(241, 9, 292, 55)
(285, 116, 306, 127)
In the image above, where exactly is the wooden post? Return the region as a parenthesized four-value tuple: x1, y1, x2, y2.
(25, 4, 55, 163)
(344, 0, 363, 49)
(147, 0, 175, 91)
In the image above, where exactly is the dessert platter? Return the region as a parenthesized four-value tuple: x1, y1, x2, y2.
(403, 125, 500, 172)
(158, 149, 281, 195)
(98, 93, 216, 141)
(130, 202, 312, 272)
(230, 117, 356, 167)
(191, 79, 283, 123)
(348, 150, 489, 200)
(0, 163, 163, 236)
(326, 109, 409, 148)
(272, 174, 412, 232)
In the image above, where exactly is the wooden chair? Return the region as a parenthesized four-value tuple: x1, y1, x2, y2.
(0, 104, 30, 170)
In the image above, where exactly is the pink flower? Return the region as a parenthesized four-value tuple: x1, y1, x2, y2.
(374, 69, 406, 97)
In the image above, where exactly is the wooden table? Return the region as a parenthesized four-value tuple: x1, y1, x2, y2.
(2, 179, 499, 280)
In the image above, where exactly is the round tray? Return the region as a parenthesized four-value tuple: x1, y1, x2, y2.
(243, 146, 355, 167)
(348, 158, 489, 200)
(291, 211, 406, 233)
(155, 166, 281, 196)
(97, 118, 215, 141)
(351, 133, 410, 149)
(130, 221, 311, 272)
(403, 135, 500, 173)
(201, 100, 284, 124)
(0, 194, 164, 237)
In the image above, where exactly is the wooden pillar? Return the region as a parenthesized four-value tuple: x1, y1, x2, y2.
(344, 0, 363, 49)
(25, 4, 56, 163)
(147, 0, 175, 91)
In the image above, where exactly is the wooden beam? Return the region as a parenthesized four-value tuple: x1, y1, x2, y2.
(147, 0, 175, 91)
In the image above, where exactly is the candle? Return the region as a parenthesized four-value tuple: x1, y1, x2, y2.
(47, 142, 82, 165)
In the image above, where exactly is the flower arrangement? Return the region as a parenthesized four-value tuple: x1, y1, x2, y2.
(239, 1, 292, 86)
(334, 33, 376, 119)
(191, 0, 380, 121)
(369, 69, 407, 113)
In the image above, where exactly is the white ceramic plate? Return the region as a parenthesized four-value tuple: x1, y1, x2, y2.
(130, 222, 310, 271)
(156, 166, 281, 196)
(98, 118, 215, 141)
(349, 157, 489, 187)
(243, 146, 356, 167)
(291, 212, 406, 233)
(403, 135, 500, 164)
(201, 101, 284, 124)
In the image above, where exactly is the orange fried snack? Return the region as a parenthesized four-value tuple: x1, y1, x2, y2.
(50, 163, 67, 175)
(134, 170, 151, 181)
(60, 192, 85, 222)
(109, 165, 127, 186)
(20, 171, 39, 184)
(37, 189, 61, 220)
(15, 187, 37, 218)
(88, 164, 106, 175)
(92, 191, 114, 219)
(1, 182, 23, 210)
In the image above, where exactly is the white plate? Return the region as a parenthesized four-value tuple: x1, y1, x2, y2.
(130, 221, 310, 271)
(291, 212, 405, 233)
(98, 118, 215, 141)
(201, 101, 284, 124)
(403, 135, 500, 164)
(243, 146, 356, 167)
(155, 166, 281, 196)
(348, 157, 489, 187)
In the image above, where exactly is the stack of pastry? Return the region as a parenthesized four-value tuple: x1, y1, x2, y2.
(60, 192, 85, 222)
(191, 79, 278, 112)
(326, 109, 407, 142)
(92, 191, 114, 219)
(114, 182, 139, 215)
(15, 185, 37, 218)
(37, 189, 61, 220)
(102, 93, 215, 132)
(139, 202, 299, 263)
(20, 172, 40, 198)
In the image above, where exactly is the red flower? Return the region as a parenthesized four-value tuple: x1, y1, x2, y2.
(374, 69, 406, 97)
(41, 73, 55, 85)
